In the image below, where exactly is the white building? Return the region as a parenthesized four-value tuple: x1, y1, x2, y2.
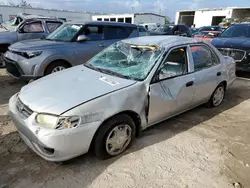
(92, 13, 165, 25)
(0, 5, 96, 23)
(175, 7, 250, 28)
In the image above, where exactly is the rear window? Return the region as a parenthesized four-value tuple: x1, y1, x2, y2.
(105, 26, 135, 40)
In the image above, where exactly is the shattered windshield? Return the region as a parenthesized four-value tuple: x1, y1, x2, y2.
(0, 19, 17, 31)
(85, 41, 162, 81)
(46, 24, 83, 42)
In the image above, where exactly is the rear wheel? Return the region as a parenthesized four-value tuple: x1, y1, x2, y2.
(207, 84, 225, 108)
(93, 114, 136, 159)
(45, 61, 71, 75)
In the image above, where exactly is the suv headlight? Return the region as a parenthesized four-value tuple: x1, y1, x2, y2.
(36, 113, 80, 130)
(25, 51, 42, 58)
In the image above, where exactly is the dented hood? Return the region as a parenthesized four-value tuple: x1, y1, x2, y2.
(18, 66, 136, 115)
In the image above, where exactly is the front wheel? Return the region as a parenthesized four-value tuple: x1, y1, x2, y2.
(45, 61, 70, 75)
(93, 114, 136, 159)
(207, 84, 225, 108)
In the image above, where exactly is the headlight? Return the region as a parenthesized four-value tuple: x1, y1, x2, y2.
(36, 114, 59, 129)
(36, 114, 80, 130)
(25, 51, 42, 58)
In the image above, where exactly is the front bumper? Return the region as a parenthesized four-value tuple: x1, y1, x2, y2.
(4, 51, 44, 80)
(9, 94, 101, 162)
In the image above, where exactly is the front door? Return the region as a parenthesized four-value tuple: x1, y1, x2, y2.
(190, 45, 222, 106)
(73, 25, 105, 64)
(148, 46, 195, 126)
(17, 21, 46, 41)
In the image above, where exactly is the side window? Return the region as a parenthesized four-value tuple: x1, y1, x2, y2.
(157, 47, 188, 80)
(105, 26, 134, 40)
(82, 25, 104, 41)
(46, 21, 63, 33)
(138, 27, 148, 36)
(22, 21, 44, 33)
(190, 45, 219, 71)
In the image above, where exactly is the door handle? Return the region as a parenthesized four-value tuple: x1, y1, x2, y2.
(186, 81, 194, 87)
(99, 44, 105, 47)
(217, 72, 221, 76)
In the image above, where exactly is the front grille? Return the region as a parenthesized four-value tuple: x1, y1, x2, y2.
(4, 57, 22, 77)
(16, 98, 33, 119)
(217, 48, 246, 62)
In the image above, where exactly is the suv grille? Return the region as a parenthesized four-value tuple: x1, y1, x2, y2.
(4, 57, 23, 78)
(16, 98, 33, 119)
(217, 48, 246, 62)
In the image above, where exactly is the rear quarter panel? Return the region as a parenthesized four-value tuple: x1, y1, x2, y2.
(211, 43, 236, 88)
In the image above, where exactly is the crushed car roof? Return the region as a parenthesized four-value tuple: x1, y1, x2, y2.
(122, 36, 202, 48)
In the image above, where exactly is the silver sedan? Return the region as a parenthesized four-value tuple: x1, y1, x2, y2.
(9, 36, 236, 162)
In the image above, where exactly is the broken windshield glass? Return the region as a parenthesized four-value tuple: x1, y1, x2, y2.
(85, 41, 162, 81)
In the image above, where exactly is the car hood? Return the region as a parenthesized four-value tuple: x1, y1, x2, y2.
(18, 66, 136, 115)
(211, 37, 250, 49)
(10, 39, 68, 51)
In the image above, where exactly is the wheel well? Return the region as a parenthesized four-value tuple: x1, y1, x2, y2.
(219, 80, 227, 90)
(0, 43, 10, 52)
(44, 59, 72, 74)
(89, 110, 142, 151)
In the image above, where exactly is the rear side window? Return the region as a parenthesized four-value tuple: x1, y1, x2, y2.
(105, 26, 135, 40)
(22, 21, 44, 33)
(82, 25, 104, 41)
(190, 45, 219, 71)
(46, 21, 63, 33)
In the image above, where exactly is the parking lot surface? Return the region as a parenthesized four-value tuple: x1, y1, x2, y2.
(0, 68, 250, 188)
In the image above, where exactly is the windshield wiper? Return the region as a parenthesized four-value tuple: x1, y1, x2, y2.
(84, 64, 137, 81)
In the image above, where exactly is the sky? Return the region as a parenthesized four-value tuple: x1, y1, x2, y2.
(3, 0, 250, 21)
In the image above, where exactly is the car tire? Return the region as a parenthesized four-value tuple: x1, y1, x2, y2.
(207, 83, 225, 108)
(44, 61, 71, 75)
(93, 114, 136, 160)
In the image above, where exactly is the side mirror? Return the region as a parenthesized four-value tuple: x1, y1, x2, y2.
(77, 35, 87, 42)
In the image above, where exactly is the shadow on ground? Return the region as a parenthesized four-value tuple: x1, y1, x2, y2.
(0, 75, 25, 105)
(0, 79, 249, 187)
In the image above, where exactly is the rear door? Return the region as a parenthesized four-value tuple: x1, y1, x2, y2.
(17, 21, 46, 41)
(148, 46, 195, 126)
(190, 45, 222, 106)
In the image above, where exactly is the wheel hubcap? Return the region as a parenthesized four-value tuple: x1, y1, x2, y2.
(106, 124, 132, 156)
(213, 86, 224, 106)
(51, 66, 66, 73)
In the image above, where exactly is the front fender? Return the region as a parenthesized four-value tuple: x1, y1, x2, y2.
(37, 54, 73, 75)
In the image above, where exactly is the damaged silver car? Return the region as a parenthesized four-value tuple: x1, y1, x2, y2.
(9, 36, 236, 162)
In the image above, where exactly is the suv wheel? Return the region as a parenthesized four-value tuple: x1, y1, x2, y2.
(45, 61, 70, 75)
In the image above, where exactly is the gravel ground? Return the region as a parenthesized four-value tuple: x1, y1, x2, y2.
(0, 68, 250, 188)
